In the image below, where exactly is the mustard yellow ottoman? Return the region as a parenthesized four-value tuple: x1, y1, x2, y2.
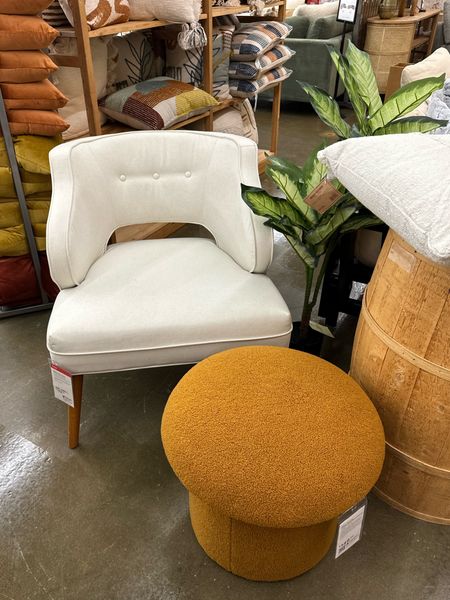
(161, 346, 385, 581)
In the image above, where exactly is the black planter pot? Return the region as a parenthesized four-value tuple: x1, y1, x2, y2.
(289, 321, 323, 356)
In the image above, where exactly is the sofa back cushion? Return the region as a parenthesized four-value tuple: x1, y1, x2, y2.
(307, 14, 344, 39)
(286, 15, 309, 38)
(294, 1, 339, 18)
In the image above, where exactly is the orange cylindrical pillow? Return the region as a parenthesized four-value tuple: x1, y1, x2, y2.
(1, 1, 54, 15)
(1, 80, 68, 110)
(0, 50, 58, 83)
(0, 15, 59, 51)
(7, 110, 69, 137)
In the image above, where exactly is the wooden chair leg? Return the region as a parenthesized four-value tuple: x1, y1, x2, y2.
(68, 375, 83, 449)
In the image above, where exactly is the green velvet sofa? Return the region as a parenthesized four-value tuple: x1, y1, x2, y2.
(277, 15, 351, 102)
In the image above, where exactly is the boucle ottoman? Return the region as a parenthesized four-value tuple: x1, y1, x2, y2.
(161, 346, 385, 581)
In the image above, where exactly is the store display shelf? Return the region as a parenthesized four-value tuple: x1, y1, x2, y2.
(57, 0, 286, 39)
(212, 0, 284, 16)
(412, 35, 429, 48)
(58, 14, 208, 38)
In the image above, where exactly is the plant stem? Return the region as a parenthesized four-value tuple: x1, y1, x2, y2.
(300, 265, 314, 338)
(310, 234, 339, 309)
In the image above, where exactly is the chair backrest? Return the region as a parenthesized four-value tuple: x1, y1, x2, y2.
(47, 131, 273, 289)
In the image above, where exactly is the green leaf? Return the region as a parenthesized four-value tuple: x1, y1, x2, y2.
(328, 47, 369, 134)
(301, 143, 329, 200)
(266, 155, 303, 183)
(242, 185, 302, 227)
(285, 235, 318, 269)
(264, 217, 297, 237)
(339, 213, 383, 234)
(266, 167, 319, 227)
(305, 198, 359, 246)
(369, 74, 445, 130)
(298, 81, 352, 139)
(373, 116, 447, 135)
(344, 41, 382, 117)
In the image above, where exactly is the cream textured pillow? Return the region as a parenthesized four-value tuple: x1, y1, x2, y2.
(51, 38, 108, 139)
(401, 48, 450, 116)
(128, 0, 155, 20)
(213, 106, 245, 137)
(293, 1, 338, 18)
(318, 134, 450, 265)
(149, 0, 202, 22)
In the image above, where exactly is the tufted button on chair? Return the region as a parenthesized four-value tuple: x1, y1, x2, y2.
(46, 131, 292, 448)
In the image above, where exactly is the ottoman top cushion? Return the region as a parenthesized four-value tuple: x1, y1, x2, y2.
(161, 346, 385, 528)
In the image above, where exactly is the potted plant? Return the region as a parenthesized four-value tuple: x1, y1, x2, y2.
(243, 42, 446, 351)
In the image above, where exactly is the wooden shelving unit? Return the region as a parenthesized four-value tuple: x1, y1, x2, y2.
(51, 0, 286, 238)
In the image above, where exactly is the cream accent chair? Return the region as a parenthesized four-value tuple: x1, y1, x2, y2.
(46, 131, 292, 448)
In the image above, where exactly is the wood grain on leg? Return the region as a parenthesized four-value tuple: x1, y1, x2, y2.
(68, 375, 83, 449)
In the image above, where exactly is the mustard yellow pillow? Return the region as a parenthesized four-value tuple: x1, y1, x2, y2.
(0, 135, 61, 174)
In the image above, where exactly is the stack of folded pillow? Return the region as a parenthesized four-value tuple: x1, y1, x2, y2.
(0, 1, 69, 136)
(0, 134, 61, 307)
(228, 20, 294, 99)
(0, 1, 66, 307)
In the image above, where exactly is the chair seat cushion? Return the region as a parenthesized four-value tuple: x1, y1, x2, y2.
(47, 238, 292, 374)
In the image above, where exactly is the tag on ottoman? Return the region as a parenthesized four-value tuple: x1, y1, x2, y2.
(305, 179, 342, 214)
(335, 497, 367, 558)
(50, 363, 74, 407)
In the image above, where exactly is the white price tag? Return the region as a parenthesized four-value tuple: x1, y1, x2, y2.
(50, 363, 74, 407)
(335, 498, 367, 558)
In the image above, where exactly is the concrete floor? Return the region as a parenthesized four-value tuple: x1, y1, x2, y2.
(1, 104, 449, 600)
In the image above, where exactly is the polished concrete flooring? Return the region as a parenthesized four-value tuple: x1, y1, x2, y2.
(1, 105, 449, 600)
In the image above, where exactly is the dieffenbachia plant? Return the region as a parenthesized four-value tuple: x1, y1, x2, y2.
(243, 42, 447, 340)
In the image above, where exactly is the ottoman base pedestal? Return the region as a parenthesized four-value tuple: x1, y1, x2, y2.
(189, 493, 337, 581)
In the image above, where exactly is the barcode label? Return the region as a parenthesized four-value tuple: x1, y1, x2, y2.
(335, 501, 367, 558)
(50, 363, 74, 407)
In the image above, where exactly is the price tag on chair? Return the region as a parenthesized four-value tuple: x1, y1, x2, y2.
(50, 363, 74, 407)
(335, 497, 367, 558)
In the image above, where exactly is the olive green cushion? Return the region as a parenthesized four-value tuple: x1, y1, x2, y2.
(286, 15, 309, 39)
(307, 15, 344, 40)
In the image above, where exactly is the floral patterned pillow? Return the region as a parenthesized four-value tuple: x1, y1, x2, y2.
(59, 0, 130, 30)
(164, 25, 234, 100)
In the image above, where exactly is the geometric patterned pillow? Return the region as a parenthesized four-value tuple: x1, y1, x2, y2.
(229, 66, 292, 98)
(230, 21, 292, 61)
(228, 44, 294, 80)
(100, 77, 218, 130)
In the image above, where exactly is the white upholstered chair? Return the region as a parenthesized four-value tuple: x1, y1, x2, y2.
(46, 131, 292, 448)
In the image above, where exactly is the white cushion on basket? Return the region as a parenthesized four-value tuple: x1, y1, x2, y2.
(318, 134, 450, 265)
(401, 48, 450, 117)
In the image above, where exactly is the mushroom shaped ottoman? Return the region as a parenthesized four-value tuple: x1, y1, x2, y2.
(161, 346, 385, 581)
